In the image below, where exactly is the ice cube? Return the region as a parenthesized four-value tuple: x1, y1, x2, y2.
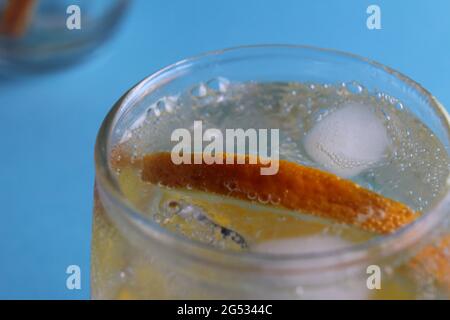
(304, 102, 389, 178)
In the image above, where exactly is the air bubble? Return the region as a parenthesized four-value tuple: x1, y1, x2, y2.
(395, 101, 404, 111)
(156, 100, 166, 110)
(269, 195, 281, 205)
(190, 83, 208, 98)
(247, 192, 257, 200)
(257, 194, 270, 204)
(206, 77, 230, 93)
(344, 81, 364, 94)
(382, 110, 391, 121)
(224, 181, 239, 192)
(157, 181, 168, 188)
(146, 103, 163, 119)
(165, 200, 181, 215)
(375, 91, 385, 101)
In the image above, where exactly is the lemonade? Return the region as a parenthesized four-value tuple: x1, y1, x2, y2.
(91, 46, 450, 299)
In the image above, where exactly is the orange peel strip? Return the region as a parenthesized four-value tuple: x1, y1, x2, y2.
(140, 151, 450, 292)
(141, 152, 418, 234)
(1, 0, 36, 37)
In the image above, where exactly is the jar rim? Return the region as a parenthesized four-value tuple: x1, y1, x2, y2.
(94, 44, 450, 270)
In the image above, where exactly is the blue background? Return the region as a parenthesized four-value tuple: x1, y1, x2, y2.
(0, 0, 449, 299)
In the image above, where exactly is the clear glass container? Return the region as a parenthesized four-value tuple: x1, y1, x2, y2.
(0, 0, 129, 73)
(92, 45, 450, 299)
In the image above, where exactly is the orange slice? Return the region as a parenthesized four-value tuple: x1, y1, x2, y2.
(409, 234, 450, 292)
(141, 152, 418, 234)
(1, 0, 36, 37)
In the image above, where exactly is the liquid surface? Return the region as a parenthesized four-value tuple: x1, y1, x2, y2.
(112, 81, 448, 252)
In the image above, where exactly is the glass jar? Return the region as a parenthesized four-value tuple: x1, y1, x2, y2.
(0, 0, 129, 73)
(92, 45, 450, 299)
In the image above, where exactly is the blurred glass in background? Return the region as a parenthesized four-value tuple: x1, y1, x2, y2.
(0, 0, 129, 74)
